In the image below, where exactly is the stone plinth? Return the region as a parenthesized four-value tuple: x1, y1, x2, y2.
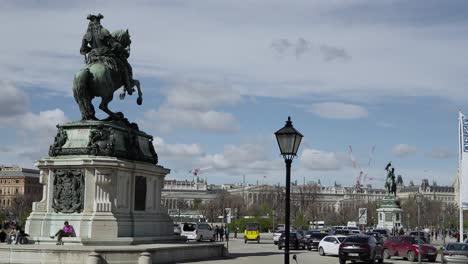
(376, 196, 404, 231)
(25, 156, 175, 245)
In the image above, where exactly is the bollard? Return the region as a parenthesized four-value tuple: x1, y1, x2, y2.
(138, 252, 152, 264)
(87, 252, 102, 264)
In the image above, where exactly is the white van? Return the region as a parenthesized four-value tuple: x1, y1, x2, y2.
(180, 222, 215, 242)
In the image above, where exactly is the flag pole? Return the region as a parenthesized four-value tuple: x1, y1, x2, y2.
(459, 111, 464, 241)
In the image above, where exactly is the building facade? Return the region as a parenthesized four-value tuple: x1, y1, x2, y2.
(0, 166, 42, 209)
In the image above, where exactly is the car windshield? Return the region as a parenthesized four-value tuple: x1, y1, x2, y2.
(447, 243, 468, 251)
(407, 237, 425, 244)
(280, 233, 297, 238)
(310, 233, 327, 239)
(245, 223, 259, 231)
(182, 223, 196, 231)
(337, 237, 346, 243)
(344, 236, 368, 243)
(373, 230, 388, 235)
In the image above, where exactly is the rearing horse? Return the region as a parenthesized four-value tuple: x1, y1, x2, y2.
(73, 29, 142, 121)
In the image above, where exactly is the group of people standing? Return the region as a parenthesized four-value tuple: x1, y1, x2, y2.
(214, 225, 230, 241)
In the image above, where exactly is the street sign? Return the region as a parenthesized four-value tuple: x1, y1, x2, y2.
(358, 208, 367, 225)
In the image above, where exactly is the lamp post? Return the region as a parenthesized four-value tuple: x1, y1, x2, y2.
(415, 192, 423, 264)
(275, 116, 303, 264)
(441, 203, 446, 247)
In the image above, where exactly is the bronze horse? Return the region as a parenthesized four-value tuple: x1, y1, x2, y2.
(73, 29, 142, 121)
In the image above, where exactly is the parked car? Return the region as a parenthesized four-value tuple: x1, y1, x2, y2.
(409, 231, 431, 244)
(173, 223, 181, 235)
(333, 229, 351, 236)
(441, 242, 468, 263)
(318, 235, 347, 255)
(365, 232, 384, 244)
(372, 228, 391, 241)
(180, 222, 215, 242)
(338, 235, 384, 264)
(306, 232, 328, 251)
(278, 232, 307, 250)
(273, 230, 284, 245)
(383, 235, 437, 262)
(349, 230, 361, 235)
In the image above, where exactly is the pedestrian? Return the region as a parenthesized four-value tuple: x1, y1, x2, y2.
(225, 226, 230, 242)
(234, 226, 238, 240)
(219, 225, 224, 242)
(214, 225, 219, 241)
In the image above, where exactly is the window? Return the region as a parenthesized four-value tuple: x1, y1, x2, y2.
(16, 180, 19, 184)
(15, 188, 18, 194)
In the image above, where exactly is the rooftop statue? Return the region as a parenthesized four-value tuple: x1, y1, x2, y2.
(73, 13, 142, 121)
(384, 162, 397, 196)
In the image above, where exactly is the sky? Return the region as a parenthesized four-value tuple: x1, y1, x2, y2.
(0, 0, 467, 187)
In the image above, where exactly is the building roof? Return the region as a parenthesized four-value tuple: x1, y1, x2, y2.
(0, 167, 39, 178)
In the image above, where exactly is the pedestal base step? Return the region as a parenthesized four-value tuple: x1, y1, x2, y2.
(0, 242, 227, 264)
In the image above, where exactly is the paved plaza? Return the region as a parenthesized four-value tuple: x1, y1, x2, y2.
(185, 233, 454, 264)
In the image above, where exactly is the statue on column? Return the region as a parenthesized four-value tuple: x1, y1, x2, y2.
(384, 162, 397, 196)
(73, 13, 143, 121)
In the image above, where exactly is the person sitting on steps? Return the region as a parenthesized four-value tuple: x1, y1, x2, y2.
(50, 221, 75, 245)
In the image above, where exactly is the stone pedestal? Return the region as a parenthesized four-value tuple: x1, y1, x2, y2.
(376, 196, 404, 231)
(25, 156, 174, 245)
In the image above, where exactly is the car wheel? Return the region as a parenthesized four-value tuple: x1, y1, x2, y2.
(318, 247, 325, 256)
(274, 241, 278, 245)
(278, 245, 282, 250)
(428, 257, 436, 262)
(244, 238, 247, 244)
(368, 255, 375, 264)
(197, 235, 203, 242)
(378, 256, 383, 264)
(294, 243, 299, 250)
(257, 237, 260, 244)
(339, 258, 346, 264)
(407, 250, 416, 262)
(383, 248, 391, 259)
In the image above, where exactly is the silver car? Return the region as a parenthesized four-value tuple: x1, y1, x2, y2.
(442, 242, 468, 263)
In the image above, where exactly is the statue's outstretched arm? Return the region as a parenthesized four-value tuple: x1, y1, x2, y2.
(80, 39, 91, 55)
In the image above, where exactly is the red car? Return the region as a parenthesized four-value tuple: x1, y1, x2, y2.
(383, 235, 437, 262)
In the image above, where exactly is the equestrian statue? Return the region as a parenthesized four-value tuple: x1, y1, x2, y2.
(73, 13, 142, 121)
(384, 162, 397, 196)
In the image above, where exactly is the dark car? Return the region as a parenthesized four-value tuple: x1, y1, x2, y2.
(365, 232, 384, 244)
(278, 232, 307, 250)
(338, 235, 384, 264)
(383, 235, 437, 262)
(409, 231, 431, 244)
(441, 242, 468, 263)
(333, 229, 351, 236)
(306, 232, 327, 251)
(372, 228, 391, 241)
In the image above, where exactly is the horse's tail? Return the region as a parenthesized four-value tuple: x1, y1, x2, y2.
(73, 68, 95, 120)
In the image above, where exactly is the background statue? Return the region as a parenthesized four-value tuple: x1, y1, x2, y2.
(384, 162, 397, 196)
(73, 13, 142, 121)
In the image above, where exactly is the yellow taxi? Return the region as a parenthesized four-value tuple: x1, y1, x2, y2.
(244, 222, 260, 243)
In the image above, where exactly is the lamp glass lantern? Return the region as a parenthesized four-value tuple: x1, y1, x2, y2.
(274, 116, 304, 160)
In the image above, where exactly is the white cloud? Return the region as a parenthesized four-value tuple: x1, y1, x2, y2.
(0, 109, 69, 165)
(0, 82, 28, 118)
(425, 147, 456, 159)
(299, 148, 341, 171)
(392, 144, 417, 157)
(309, 102, 369, 119)
(153, 137, 203, 157)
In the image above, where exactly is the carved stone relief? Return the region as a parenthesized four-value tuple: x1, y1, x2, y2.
(52, 169, 85, 213)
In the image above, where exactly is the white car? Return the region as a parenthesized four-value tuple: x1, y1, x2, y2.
(318, 235, 347, 256)
(180, 222, 215, 242)
(273, 230, 284, 245)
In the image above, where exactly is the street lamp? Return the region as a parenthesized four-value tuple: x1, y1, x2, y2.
(441, 203, 446, 247)
(275, 116, 303, 264)
(415, 192, 423, 264)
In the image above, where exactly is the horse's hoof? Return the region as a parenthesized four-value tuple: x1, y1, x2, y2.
(137, 97, 143, 105)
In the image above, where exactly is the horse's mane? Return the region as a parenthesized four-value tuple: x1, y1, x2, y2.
(112, 29, 130, 47)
